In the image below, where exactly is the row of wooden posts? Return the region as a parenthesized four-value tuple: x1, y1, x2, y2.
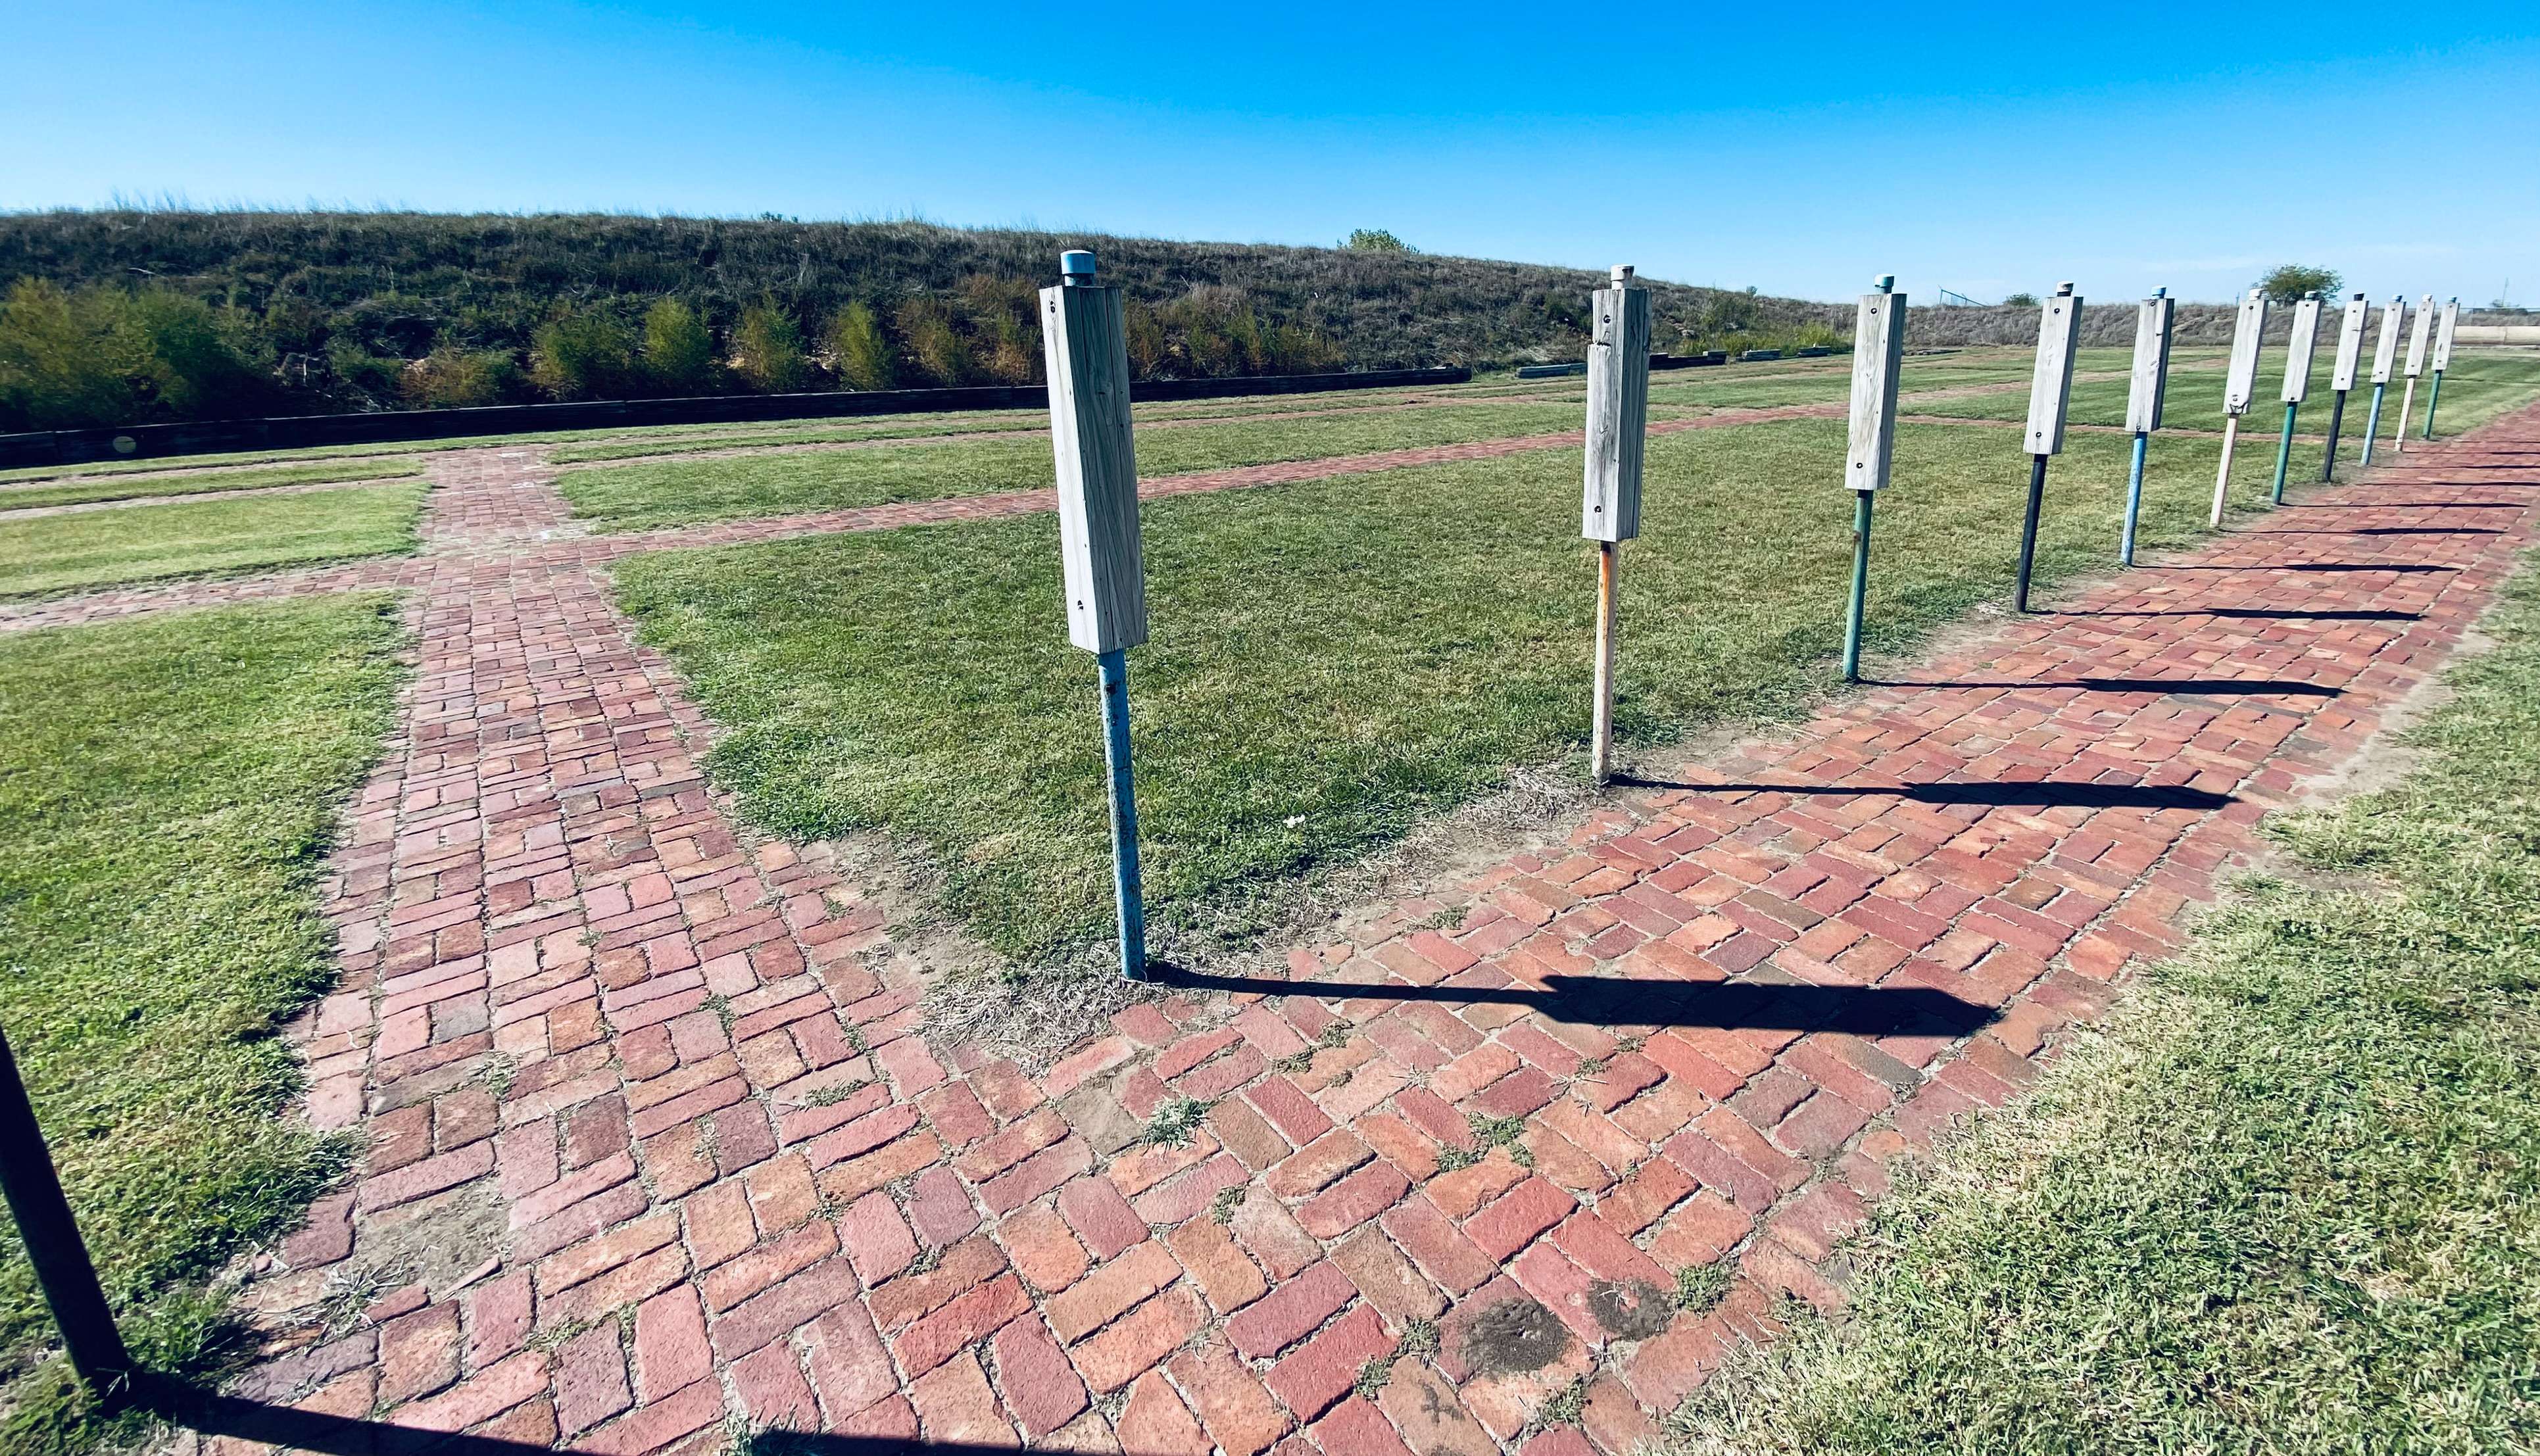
(1042, 253, 2466, 982)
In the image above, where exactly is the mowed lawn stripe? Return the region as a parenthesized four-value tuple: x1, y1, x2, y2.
(0, 458, 421, 511)
(0, 596, 404, 1436)
(612, 416, 2343, 967)
(0, 482, 427, 598)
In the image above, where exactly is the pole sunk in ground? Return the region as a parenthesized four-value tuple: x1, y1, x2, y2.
(1583, 264, 1650, 784)
(2015, 282, 2082, 612)
(1842, 274, 1905, 679)
(2273, 291, 2323, 504)
(2211, 287, 2269, 528)
(2120, 287, 2174, 566)
(1041, 249, 1150, 981)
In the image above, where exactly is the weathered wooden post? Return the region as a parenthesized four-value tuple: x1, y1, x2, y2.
(1040, 249, 1150, 981)
(2360, 295, 2403, 466)
(2210, 287, 2268, 527)
(2394, 292, 2434, 453)
(2323, 291, 2370, 481)
(2119, 287, 2174, 565)
(0, 1027, 133, 1405)
(1583, 264, 1651, 783)
(1841, 274, 1906, 680)
(2424, 298, 2459, 437)
(2272, 291, 2323, 504)
(2014, 283, 2084, 613)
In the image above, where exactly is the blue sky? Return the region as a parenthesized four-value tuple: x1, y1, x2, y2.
(9, 1, 2537, 305)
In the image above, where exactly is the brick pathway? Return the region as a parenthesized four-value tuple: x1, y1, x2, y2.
(162, 402, 2540, 1456)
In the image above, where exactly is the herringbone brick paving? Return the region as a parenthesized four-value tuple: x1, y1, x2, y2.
(138, 402, 2540, 1455)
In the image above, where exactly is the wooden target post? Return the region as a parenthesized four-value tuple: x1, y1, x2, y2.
(2210, 288, 2268, 527)
(1840, 274, 1906, 680)
(1041, 249, 1151, 980)
(2015, 283, 2084, 612)
(2323, 291, 2370, 480)
(2272, 291, 2324, 504)
(2425, 298, 2460, 437)
(2360, 295, 2404, 466)
(2119, 287, 2174, 565)
(2395, 293, 2434, 453)
(1582, 265, 1651, 784)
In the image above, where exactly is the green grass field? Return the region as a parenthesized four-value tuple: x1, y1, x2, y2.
(0, 598, 405, 1452)
(0, 484, 427, 598)
(1669, 559, 2540, 1456)
(559, 399, 1586, 531)
(0, 458, 420, 512)
(616, 418, 2323, 967)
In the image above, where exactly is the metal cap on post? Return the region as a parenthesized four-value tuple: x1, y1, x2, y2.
(2022, 283, 2084, 456)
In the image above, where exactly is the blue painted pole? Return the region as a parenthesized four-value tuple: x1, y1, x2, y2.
(1841, 490, 1873, 682)
(2360, 381, 2386, 466)
(2119, 431, 2149, 566)
(2270, 401, 2298, 504)
(1095, 649, 1147, 981)
(2423, 370, 2444, 439)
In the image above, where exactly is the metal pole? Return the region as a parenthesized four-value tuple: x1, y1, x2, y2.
(2393, 375, 2418, 454)
(2362, 381, 2387, 466)
(2270, 401, 2299, 504)
(1590, 541, 1619, 782)
(0, 1027, 132, 1403)
(2424, 370, 2444, 438)
(2014, 453, 2047, 613)
(2120, 431, 2149, 566)
(1094, 649, 1146, 981)
(2321, 390, 2346, 481)
(2209, 414, 2240, 529)
(1842, 491, 1874, 681)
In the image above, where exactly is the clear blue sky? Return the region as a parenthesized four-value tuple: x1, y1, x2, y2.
(9, 1, 2537, 306)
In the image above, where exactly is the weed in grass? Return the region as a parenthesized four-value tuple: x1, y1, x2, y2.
(1533, 1376, 1590, 1430)
(1674, 1262, 1734, 1314)
(1142, 1096, 1210, 1148)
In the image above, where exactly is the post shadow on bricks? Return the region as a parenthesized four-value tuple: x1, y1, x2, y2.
(1854, 675, 2339, 696)
(1147, 968, 1999, 1041)
(1609, 775, 2236, 812)
(2056, 606, 2424, 621)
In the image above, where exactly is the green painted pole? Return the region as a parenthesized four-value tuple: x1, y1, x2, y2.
(2361, 381, 2387, 466)
(2424, 370, 2444, 439)
(1842, 489, 1873, 681)
(1095, 648, 1147, 982)
(2119, 431, 2149, 566)
(2270, 401, 2298, 504)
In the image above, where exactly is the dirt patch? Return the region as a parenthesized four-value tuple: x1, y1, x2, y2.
(1588, 1278, 1676, 1340)
(1460, 1296, 1572, 1376)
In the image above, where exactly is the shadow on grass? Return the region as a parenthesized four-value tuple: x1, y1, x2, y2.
(1148, 967, 2000, 1038)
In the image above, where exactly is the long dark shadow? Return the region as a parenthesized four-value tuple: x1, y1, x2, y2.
(2240, 526, 2503, 537)
(1861, 676, 2338, 696)
(1611, 776, 2233, 811)
(2055, 607, 2420, 621)
(133, 1374, 998, 1456)
(1148, 969, 2000, 1038)
(2144, 562, 2455, 573)
(2287, 502, 2509, 510)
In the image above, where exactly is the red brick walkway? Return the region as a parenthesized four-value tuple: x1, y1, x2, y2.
(166, 405, 2540, 1456)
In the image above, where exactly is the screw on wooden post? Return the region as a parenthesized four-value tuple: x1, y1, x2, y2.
(2394, 292, 2433, 453)
(2210, 287, 2268, 528)
(2425, 298, 2459, 438)
(1040, 248, 1150, 981)
(2361, 295, 2403, 467)
(1582, 264, 1650, 785)
(0, 1027, 133, 1407)
(2015, 282, 2082, 613)
(1841, 274, 1905, 679)
(2323, 291, 2370, 481)
(2272, 291, 2323, 504)
(2120, 287, 2174, 566)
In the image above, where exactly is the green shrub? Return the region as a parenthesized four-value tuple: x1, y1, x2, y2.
(530, 308, 640, 400)
(0, 279, 138, 429)
(0, 281, 274, 429)
(1346, 228, 1413, 252)
(641, 298, 719, 395)
(826, 301, 894, 391)
(896, 297, 971, 387)
(2257, 263, 2342, 304)
(732, 299, 808, 393)
(402, 347, 523, 408)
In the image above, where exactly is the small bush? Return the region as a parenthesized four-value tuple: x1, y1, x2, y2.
(2257, 264, 2341, 304)
(403, 347, 522, 408)
(641, 298, 719, 395)
(531, 308, 641, 400)
(0, 279, 139, 429)
(896, 297, 971, 387)
(1347, 228, 1413, 253)
(825, 301, 894, 391)
(731, 299, 809, 393)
